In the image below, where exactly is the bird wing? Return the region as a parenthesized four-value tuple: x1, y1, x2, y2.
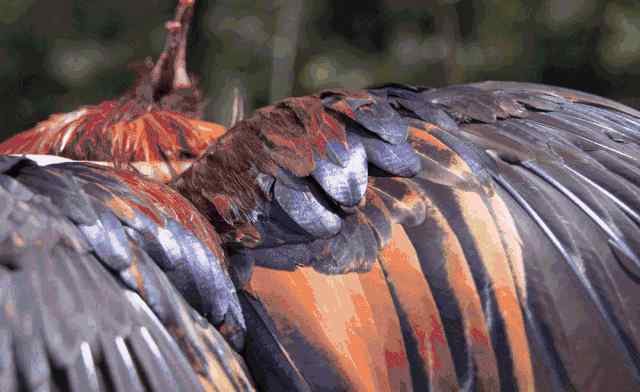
(175, 89, 423, 275)
(0, 156, 253, 392)
(176, 82, 640, 391)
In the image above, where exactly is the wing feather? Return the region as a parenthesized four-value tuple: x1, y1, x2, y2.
(0, 156, 253, 391)
(201, 82, 640, 391)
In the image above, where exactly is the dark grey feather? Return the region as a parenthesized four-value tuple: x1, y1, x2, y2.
(0, 158, 253, 391)
(311, 133, 368, 207)
(398, 99, 460, 130)
(346, 98, 409, 144)
(273, 180, 342, 238)
(355, 133, 421, 177)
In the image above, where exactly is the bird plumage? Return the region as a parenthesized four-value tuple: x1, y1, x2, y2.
(2, 78, 640, 392)
(0, 156, 252, 392)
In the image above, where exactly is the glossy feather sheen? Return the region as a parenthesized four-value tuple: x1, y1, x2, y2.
(311, 133, 368, 207)
(347, 98, 409, 144)
(0, 156, 253, 392)
(212, 82, 640, 392)
(0, 104, 226, 183)
(4, 79, 640, 392)
(273, 181, 343, 238)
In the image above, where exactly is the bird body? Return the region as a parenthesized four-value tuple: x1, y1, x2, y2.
(2, 2, 640, 391)
(0, 82, 225, 183)
(2, 80, 640, 392)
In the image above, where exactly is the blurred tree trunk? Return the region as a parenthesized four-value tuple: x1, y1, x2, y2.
(433, 0, 462, 84)
(270, 0, 305, 102)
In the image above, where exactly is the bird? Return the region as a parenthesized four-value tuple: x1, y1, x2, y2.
(2, 2, 640, 392)
(0, 0, 226, 183)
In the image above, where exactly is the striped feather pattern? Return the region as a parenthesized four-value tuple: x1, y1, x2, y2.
(3, 79, 640, 391)
(0, 156, 253, 392)
(0, 104, 226, 182)
(219, 82, 640, 392)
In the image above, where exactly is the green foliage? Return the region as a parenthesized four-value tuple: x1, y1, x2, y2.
(2, 0, 640, 138)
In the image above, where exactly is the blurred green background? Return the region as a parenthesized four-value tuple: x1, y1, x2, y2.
(2, 0, 640, 139)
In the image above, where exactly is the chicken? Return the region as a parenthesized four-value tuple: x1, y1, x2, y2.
(0, 155, 252, 391)
(172, 81, 640, 392)
(0, 0, 226, 183)
(2, 2, 640, 391)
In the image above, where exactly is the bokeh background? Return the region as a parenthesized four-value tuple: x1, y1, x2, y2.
(2, 0, 640, 139)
